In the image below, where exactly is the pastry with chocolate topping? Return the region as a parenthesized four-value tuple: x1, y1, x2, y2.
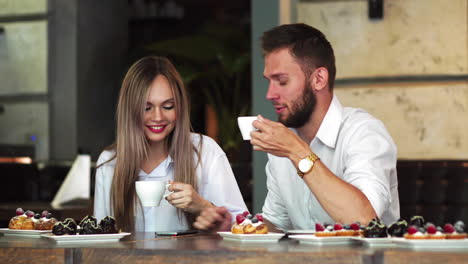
(388, 218, 408, 237)
(79, 218, 102, 234)
(363, 218, 388, 238)
(99, 216, 118, 234)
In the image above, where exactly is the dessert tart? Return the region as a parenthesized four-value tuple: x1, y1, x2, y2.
(444, 221, 467, 239)
(231, 212, 269, 234)
(425, 223, 446, 239)
(403, 225, 428, 239)
(314, 223, 336, 237)
(35, 211, 58, 230)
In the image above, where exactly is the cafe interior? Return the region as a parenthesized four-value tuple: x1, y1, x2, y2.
(1, 0, 468, 263)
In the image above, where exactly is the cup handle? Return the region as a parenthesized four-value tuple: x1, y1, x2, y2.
(163, 183, 174, 199)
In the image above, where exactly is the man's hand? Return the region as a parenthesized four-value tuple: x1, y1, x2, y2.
(251, 115, 310, 162)
(193, 207, 232, 233)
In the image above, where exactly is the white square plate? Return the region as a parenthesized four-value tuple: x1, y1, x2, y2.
(351, 237, 393, 246)
(41, 232, 131, 244)
(286, 230, 315, 235)
(393, 238, 468, 249)
(217, 232, 284, 242)
(0, 228, 52, 237)
(289, 234, 352, 245)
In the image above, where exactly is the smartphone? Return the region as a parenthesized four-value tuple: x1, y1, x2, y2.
(155, 230, 199, 236)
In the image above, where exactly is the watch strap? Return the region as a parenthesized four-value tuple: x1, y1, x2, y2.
(297, 152, 320, 178)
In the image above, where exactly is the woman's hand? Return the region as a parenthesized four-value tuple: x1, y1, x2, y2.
(165, 181, 214, 214)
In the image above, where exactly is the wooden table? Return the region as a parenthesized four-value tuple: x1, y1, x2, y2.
(1, 232, 468, 264)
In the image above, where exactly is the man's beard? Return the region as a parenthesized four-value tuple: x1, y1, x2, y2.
(279, 82, 316, 128)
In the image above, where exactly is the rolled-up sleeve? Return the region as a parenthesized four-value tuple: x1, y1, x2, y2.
(342, 119, 397, 218)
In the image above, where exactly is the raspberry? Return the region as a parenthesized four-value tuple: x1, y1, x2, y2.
(426, 224, 437, 234)
(41, 210, 49, 218)
(15, 208, 24, 216)
(407, 225, 418, 235)
(242, 211, 249, 217)
(315, 223, 325, 232)
(444, 223, 455, 233)
(350, 222, 360, 231)
(334, 223, 343, 231)
(236, 214, 246, 224)
(255, 214, 263, 222)
(25, 210, 35, 218)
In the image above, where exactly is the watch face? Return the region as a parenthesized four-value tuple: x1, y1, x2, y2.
(298, 158, 313, 173)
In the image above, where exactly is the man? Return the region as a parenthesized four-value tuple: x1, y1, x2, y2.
(194, 23, 399, 232)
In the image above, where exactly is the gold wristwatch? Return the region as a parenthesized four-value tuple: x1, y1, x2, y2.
(297, 152, 320, 178)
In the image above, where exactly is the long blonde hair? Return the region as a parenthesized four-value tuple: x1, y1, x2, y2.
(104, 56, 200, 232)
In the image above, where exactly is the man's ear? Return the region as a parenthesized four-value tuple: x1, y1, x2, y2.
(310, 67, 329, 92)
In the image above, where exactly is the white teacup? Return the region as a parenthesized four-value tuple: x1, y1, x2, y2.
(237, 116, 258, 140)
(135, 180, 173, 207)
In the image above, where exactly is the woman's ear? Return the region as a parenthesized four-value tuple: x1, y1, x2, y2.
(310, 67, 329, 92)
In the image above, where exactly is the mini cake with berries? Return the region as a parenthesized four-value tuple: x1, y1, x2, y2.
(363, 218, 388, 238)
(444, 221, 467, 239)
(388, 218, 408, 237)
(8, 208, 35, 230)
(424, 223, 445, 239)
(334, 223, 356, 236)
(35, 210, 58, 230)
(314, 223, 336, 237)
(231, 211, 268, 234)
(404, 225, 428, 239)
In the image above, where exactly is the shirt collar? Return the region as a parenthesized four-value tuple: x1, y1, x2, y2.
(139, 155, 174, 179)
(315, 94, 343, 149)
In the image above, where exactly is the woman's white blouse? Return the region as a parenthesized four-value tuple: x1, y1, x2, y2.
(94, 134, 247, 231)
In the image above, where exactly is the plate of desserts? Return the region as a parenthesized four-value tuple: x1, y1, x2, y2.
(286, 229, 315, 235)
(41, 232, 131, 244)
(42, 215, 129, 244)
(1, 208, 57, 237)
(393, 238, 468, 249)
(218, 211, 284, 242)
(351, 237, 393, 246)
(289, 222, 361, 245)
(289, 234, 352, 244)
(0, 228, 51, 237)
(218, 232, 284, 242)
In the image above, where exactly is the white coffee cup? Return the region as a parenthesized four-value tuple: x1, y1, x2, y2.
(237, 116, 258, 140)
(135, 180, 173, 207)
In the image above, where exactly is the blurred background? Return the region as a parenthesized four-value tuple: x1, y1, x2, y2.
(0, 0, 467, 227)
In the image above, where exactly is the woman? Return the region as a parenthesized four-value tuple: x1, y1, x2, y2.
(94, 56, 247, 232)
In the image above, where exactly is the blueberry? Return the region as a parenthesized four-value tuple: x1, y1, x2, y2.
(437, 226, 443, 232)
(454, 221, 465, 233)
(252, 217, 259, 223)
(46, 213, 53, 219)
(343, 224, 351, 230)
(34, 213, 41, 219)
